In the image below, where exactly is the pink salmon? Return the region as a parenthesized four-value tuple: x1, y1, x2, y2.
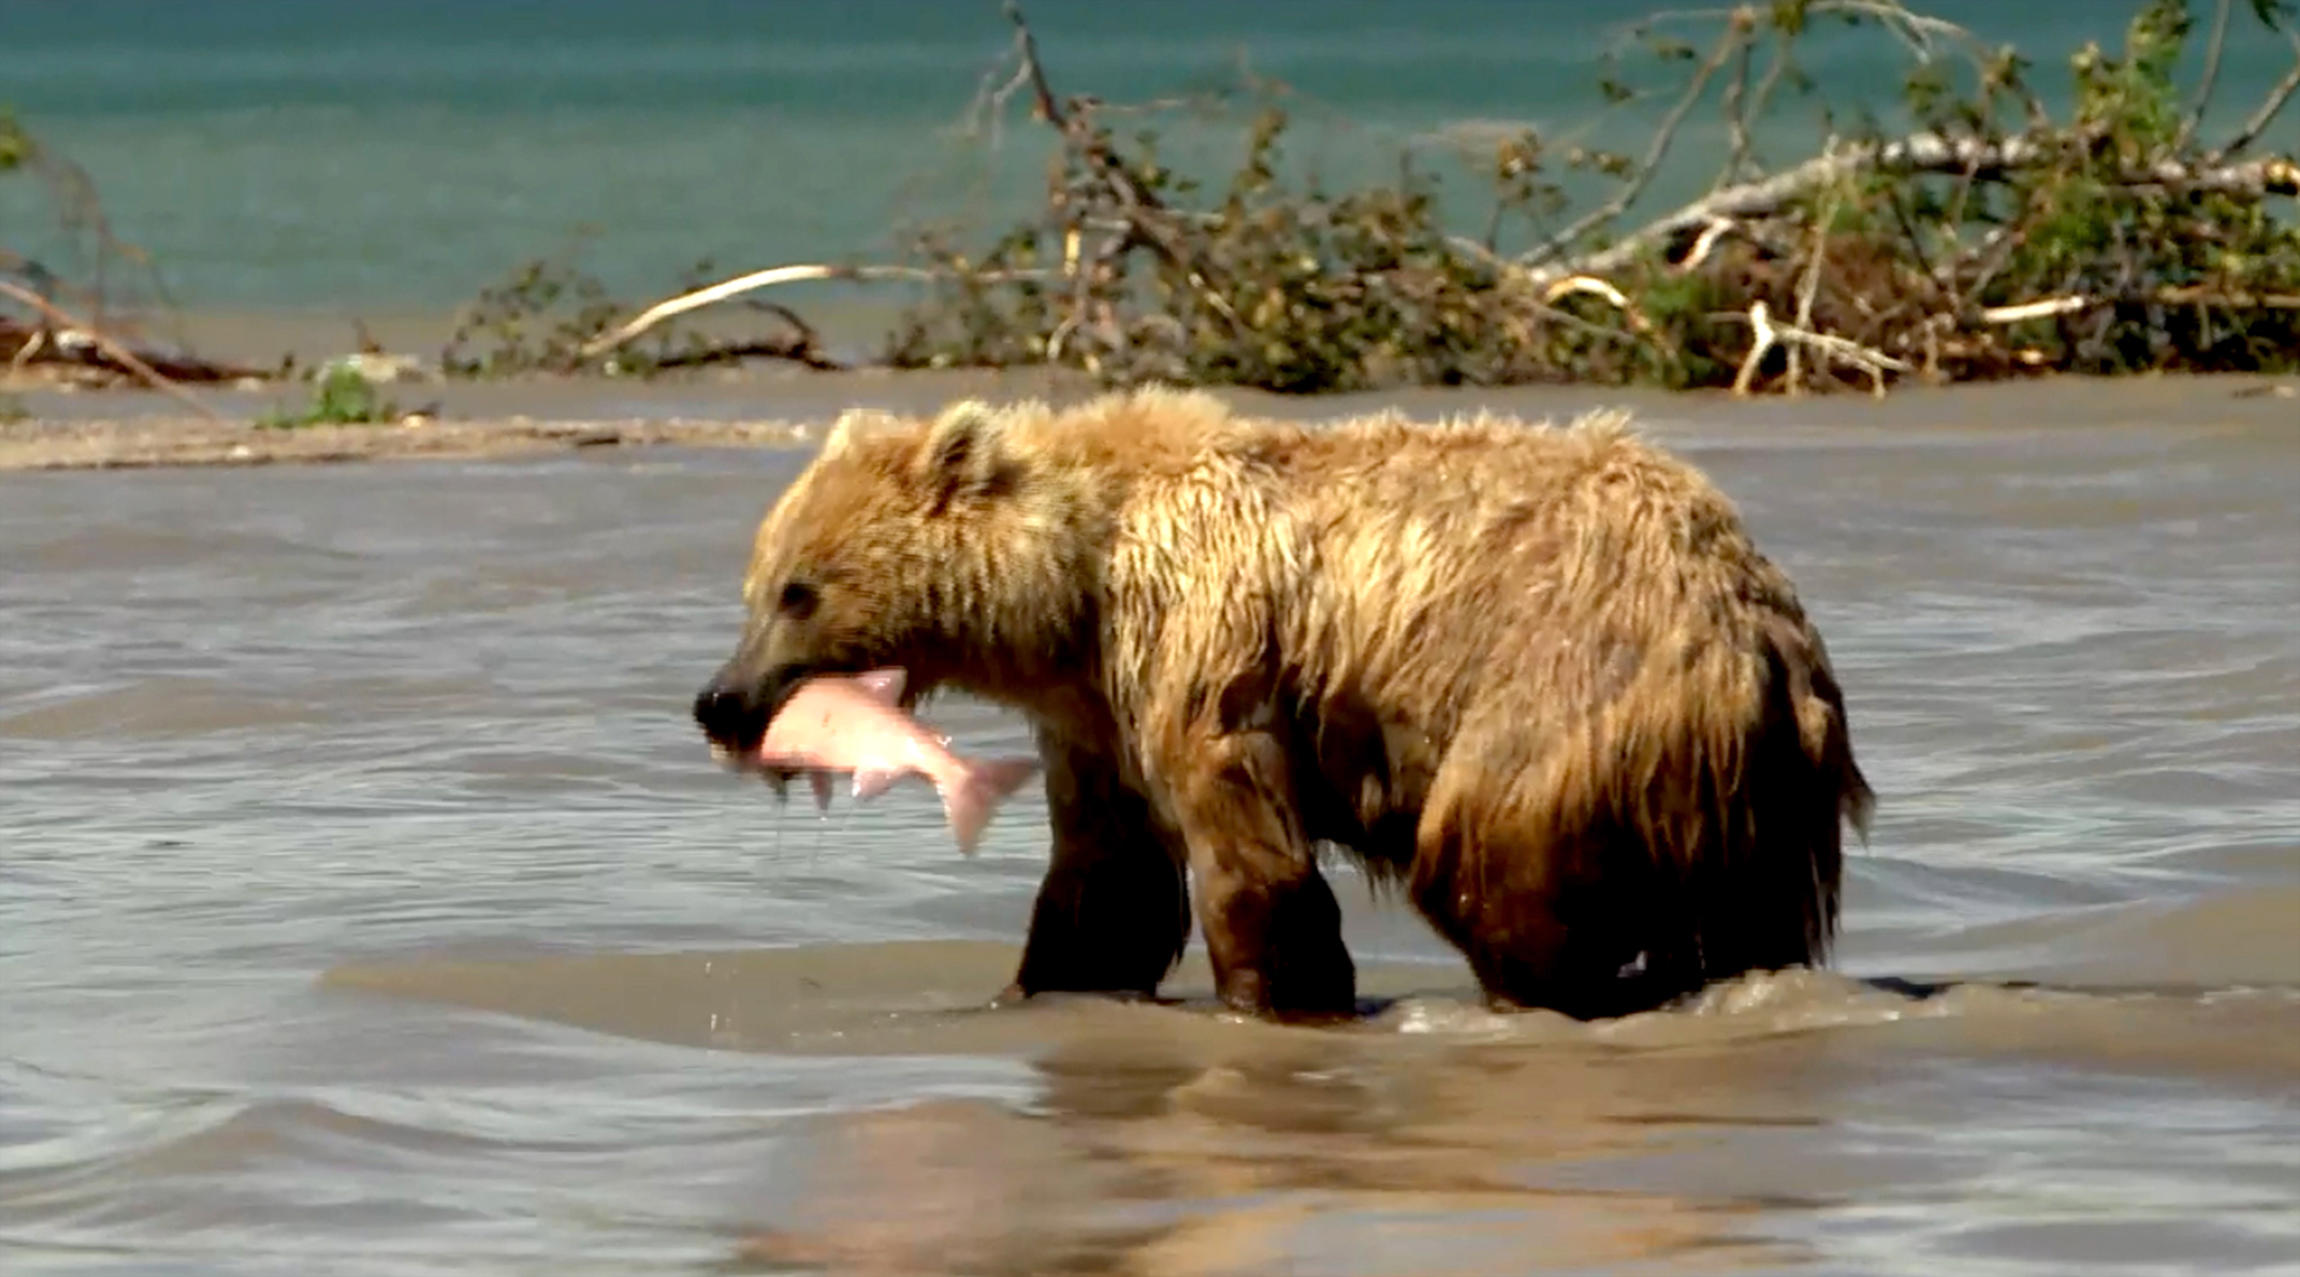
(742, 668, 1039, 856)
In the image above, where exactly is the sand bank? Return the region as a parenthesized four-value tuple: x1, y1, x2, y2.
(2, 367, 2289, 472)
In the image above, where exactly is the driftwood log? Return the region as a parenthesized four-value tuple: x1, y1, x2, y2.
(0, 283, 259, 419)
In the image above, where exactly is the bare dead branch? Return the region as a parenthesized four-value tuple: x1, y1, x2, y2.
(578, 262, 1049, 360)
(2206, 26, 2300, 162)
(1523, 18, 1750, 267)
(0, 280, 222, 419)
(1541, 139, 2300, 281)
(1636, 1, 1968, 54)
(1002, 0, 1066, 127)
(1640, 1, 2043, 117)
(769, 1, 2300, 398)
(1740, 29, 1797, 163)
(1714, 34, 1756, 191)
(1674, 217, 1738, 271)
(1541, 273, 1657, 334)
(1787, 191, 1840, 394)
(2176, 0, 2237, 152)
(1980, 287, 2300, 323)
(1732, 299, 1910, 397)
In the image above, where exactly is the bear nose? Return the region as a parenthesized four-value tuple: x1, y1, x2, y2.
(692, 683, 768, 751)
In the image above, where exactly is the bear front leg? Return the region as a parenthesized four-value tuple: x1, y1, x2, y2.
(999, 737, 1191, 1005)
(1163, 727, 1357, 1020)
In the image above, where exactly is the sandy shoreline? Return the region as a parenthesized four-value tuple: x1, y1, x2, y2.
(3, 366, 2292, 472)
(0, 415, 824, 472)
(0, 364, 1037, 471)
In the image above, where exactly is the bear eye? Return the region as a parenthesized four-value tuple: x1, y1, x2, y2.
(777, 580, 820, 620)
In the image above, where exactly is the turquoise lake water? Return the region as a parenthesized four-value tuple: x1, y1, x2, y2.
(4, 0, 2294, 318)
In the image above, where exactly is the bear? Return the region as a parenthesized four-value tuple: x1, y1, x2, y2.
(692, 388, 1872, 1022)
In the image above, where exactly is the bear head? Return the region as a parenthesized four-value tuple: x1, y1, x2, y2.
(692, 398, 1101, 757)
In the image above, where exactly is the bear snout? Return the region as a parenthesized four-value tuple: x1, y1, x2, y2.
(692, 680, 770, 753)
(694, 657, 818, 754)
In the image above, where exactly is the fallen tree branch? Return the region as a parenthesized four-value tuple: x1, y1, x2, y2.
(0, 281, 224, 419)
(1442, 237, 1657, 348)
(1786, 191, 1839, 395)
(1731, 299, 1912, 397)
(741, 1, 2300, 397)
(1980, 286, 2300, 323)
(1521, 16, 1750, 267)
(3, 314, 268, 384)
(1638, 2, 1985, 61)
(577, 262, 1046, 361)
(648, 339, 848, 373)
(2205, 18, 2300, 163)
(1533, 136, 2300, 281)
(2174, 0, 2236, 152)
(2, 113, 188, 339)
(1713, 35, 1756, 190)
(1540, 273, 1657, 334)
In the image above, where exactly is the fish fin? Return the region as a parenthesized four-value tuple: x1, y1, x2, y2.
(808, 770, 835, 813)
(853, 668, 908, 705)
(852, 767, 904, 802)
(942, 756, 1042, 857)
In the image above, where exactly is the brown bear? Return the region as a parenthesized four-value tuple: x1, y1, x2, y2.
(692, 388, 1872, 1022)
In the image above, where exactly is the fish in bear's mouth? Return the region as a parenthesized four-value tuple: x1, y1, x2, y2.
(694, 664, 916, 794)
(692, 661, 832, 757)
(691, 665, 1040, 854)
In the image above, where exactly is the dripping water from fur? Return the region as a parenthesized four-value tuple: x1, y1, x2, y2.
(751, 768, 855, 876)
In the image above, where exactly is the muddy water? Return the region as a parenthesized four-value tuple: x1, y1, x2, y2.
(4, 384, 2298, 1276)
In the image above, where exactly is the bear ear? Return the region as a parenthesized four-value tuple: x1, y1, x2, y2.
(916, 400, 1012, 508)
(819, 408, 876, 463)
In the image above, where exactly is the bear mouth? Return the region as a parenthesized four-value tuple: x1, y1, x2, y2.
(752, 662, 818, 732)
(697, 660, 921, 793)
(693, 668, 797, 763)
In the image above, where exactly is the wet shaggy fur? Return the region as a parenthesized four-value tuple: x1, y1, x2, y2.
(697, 387, 1873, 1021)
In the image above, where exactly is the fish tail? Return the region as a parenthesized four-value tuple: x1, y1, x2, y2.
(943, 756, 1041, 856)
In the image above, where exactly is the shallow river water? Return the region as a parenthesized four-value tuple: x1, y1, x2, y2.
(5, 381, 2299, 1275)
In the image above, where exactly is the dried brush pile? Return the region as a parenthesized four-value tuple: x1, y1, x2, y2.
(583, 0, 2300, 397)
